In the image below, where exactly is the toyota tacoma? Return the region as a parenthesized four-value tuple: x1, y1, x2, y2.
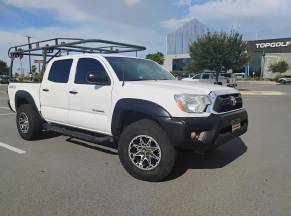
(7, 39, 248, 181)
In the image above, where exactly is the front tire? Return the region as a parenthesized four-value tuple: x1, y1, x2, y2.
(16, 104, 43, 140)
(118, 119, 176, 182)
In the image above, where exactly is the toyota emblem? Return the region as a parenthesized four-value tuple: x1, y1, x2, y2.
(229, 96, 237, 106)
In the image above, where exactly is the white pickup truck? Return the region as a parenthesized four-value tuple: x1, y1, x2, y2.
(182, 73, 237, 87)
(7, 39, 248, 181)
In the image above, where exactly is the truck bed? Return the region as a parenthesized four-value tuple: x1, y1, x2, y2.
(8, 82, 41, 112)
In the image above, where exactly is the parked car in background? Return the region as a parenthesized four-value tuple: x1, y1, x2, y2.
(0, 76, 9, 84)
(182, 73, 237, 87)
(234, 73, 245, 79)
(277, 75, 291, 84)
(221, 73, 237, 87)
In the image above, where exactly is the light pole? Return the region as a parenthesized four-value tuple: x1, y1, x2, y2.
(25, 36, 32, 74)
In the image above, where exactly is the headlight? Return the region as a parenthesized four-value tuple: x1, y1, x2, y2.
(174, 94, 211, 113)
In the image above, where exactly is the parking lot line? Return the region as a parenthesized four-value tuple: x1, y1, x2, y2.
(240, 90, 286, 96)
(0, 141, 26, 154)
(0, 113, 15, 116)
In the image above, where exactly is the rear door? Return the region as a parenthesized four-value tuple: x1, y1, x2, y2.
(40, 59, 73, 124)
(68, 57, 112, 134)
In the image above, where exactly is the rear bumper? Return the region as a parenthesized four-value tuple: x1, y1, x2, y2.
(158, 109, 248, 153)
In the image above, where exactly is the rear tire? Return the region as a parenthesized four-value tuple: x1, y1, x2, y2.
(16, 104, 43, 140)
(118, 119, 176, 182)
(279, 80, 286, 85)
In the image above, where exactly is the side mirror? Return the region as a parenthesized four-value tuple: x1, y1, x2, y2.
(87, 71, 110, 85)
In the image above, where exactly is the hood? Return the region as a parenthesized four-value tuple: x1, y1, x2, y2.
(125, 80, 239, 96)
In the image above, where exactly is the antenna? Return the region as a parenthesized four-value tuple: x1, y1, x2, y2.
(122, 69, 125, 86)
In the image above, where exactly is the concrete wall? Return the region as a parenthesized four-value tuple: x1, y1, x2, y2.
(164, 54, 190, 72)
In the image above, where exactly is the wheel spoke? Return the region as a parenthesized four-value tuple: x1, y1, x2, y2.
(132, 150, 143, 158)
(138, 156, 146, 167)
(150, 152, 160, 160)
(139, 137, 146, 146)
(146, 137, 152, 146)
(148, 146, 159, 152)
(132, 143, 142, 150)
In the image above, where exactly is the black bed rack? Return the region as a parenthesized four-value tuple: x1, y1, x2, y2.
(8, 38, 146, 76)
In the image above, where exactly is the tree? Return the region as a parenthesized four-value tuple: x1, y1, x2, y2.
(0, 60, 9, 76)
(184, 60, 197, 74)
(188, 31, 249, 82)
(146, 52, 165, 65)
(269, 60, 289, 74)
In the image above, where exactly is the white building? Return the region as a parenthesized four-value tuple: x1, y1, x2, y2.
(164, 18, 208, 72)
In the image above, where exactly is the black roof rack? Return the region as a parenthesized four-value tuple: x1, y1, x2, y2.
(8, 38, 146, 77)
(8, 38, 146, 58)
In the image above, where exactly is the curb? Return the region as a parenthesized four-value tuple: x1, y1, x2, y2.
(237, 81, 276, 84)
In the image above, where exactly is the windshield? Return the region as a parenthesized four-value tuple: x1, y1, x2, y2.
(105, 57, 175, 81)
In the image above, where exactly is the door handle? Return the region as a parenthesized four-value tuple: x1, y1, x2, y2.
(69, 90, 78, 95)
(42, 88, 49, 92)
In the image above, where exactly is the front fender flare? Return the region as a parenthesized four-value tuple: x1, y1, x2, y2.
(111, 98, 171, 137)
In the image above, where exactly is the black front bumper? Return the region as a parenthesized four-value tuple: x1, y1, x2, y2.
(158, 109, 248, 153)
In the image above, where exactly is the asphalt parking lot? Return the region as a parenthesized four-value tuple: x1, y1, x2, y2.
(0, 82, 291, 216)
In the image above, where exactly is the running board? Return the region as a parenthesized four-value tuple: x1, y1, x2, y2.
(46, 124, 114, 143)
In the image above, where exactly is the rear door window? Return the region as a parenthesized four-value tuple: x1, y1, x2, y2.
(48, 59, 73, 83)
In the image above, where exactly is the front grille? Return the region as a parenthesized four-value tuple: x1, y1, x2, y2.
(213, 94, 242, 113)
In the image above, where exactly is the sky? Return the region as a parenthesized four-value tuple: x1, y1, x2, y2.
(1, 0, 291, 70)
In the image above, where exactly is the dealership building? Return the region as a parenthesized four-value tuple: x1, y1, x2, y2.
(164, 19, 291, 78)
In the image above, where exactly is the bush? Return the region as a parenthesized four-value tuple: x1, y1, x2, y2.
(269, 60, 289, 74)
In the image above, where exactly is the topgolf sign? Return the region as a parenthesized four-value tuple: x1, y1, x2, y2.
(248, 37, 291, 53)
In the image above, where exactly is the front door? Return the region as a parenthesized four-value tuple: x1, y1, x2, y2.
(68, 57, 112, 134)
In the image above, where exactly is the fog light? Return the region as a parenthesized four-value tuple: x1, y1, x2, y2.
(191, 132, 200, 141)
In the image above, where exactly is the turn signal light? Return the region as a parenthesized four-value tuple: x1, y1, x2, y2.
(191, 132, 200, 141)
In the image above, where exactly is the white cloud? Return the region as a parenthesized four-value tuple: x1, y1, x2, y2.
(186, 0, 288, 20)
(124, 0, 142, 6)
(177, 0, 191, 6)
(162, 0, 291, 39)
